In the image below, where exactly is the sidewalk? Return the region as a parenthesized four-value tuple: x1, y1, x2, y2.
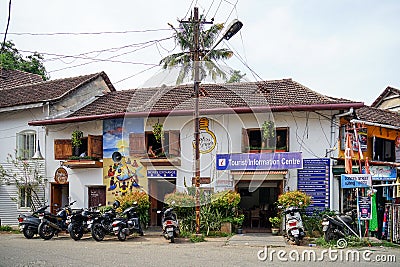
(227, 233, 287, 247)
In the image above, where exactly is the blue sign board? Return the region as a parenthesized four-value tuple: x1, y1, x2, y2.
(147, 170, 177, 178)
(341, 174, 372, 188)
(216, 152, 302, 171)
(298, 158, 330, 214)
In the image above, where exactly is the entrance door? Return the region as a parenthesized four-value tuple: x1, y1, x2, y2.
(50, 183, 69, 214)
(149, 179, 176, 226)
(88, 186, 106, 208)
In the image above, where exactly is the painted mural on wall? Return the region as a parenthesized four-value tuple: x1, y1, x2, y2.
(103, 118, 147, 204)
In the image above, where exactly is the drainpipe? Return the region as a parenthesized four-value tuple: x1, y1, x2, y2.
(329, 107, 354, 210)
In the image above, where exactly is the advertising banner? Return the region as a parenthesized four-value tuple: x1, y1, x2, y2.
(358, 195, 372, 220)
(216, 152, 302, 171)
(341, 174, 372, 188)
(362, 166, 396, 181)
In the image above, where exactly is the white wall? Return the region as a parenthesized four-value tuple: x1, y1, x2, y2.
(45, 120, 103, 209)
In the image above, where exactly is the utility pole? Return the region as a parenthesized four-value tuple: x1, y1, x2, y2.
(193, 7, 201, 235)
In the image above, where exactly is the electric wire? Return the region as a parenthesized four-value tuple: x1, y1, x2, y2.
(1, 0, 12, 51)
(2, 28, 174, 36)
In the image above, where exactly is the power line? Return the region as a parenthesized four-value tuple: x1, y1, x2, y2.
(1, 0, 12, 52)
(1, 28, 175, 36)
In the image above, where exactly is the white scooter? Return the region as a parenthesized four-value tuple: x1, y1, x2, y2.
(282, 205, 305, 245)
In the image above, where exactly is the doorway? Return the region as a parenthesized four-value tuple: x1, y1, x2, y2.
(50, 183, 69, 214)
(237, 181, 282, 232)
(148, 178, 176, 226)
(88, 186, 106, 208)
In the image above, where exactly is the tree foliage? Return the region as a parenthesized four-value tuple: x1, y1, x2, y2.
(0, 41, 49, 80)
(160, 16, 236, 84)
(0, 153, 45, 211)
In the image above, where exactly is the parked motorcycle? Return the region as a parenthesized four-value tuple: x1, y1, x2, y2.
(322, 209, 358, 242)
(17, 204, 49, 239)
(112, 202, 143, 241)
(91, 201, 120, 242)
(282, 206, 305, 245)
(38, 201, 76, 240)
(158, 206, 179, 243)
(67, 207, 101, 241)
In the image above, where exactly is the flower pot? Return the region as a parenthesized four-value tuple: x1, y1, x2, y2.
(236, 228, 243, 234)
(271, 228, 280, 235)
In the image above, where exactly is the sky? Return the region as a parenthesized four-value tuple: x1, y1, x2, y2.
(1, 0, 399, 105)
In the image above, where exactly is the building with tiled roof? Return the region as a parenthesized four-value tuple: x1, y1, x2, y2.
(0, 71, 115, 225)
(371, 86, 400, 112)
(0, 68, 43, 90)
(27, 78, 370, 227)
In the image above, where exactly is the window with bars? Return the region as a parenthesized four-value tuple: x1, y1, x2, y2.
(17, 130, 36, 159)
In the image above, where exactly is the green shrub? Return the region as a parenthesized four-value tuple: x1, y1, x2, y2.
(0, 225, 13, 231)
(277, 190, 311, 209)
(115, 190, 150, 228)
(190, 233, 206, 242)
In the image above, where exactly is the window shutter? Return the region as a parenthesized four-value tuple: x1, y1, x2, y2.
(168, 130, 180, 157)
(88, 135, 103, 158)
(129, 133, 146, 156)
(242, 128, 249, 153)
(54, 139, 72, 160)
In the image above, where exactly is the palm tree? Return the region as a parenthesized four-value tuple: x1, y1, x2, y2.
(160, 16, 234, 84)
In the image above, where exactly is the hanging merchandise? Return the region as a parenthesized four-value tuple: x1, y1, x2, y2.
(393, 205, 400, 244)
(368, 189, 378, 232)
(382, 206, 388, 239)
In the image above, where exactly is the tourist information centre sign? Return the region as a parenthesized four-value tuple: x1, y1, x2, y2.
(216, 152, 302, 171)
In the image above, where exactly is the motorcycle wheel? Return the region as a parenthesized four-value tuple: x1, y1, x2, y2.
(170, 235, 175, 243)
(294, 237, 300, 246)
(68, 224, 83, 241)
(91, 223, 105, 242)
(324, 228, 335, 242)
(117, 230, 127, 241)
(38, 222, 55, 240)
(22, 227, 35, 239)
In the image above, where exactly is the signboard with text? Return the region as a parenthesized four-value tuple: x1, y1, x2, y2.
(358, 195, 372, 220)
(147, 170, 177, 178)
(341, 174, 372, 188)
(216, 152, 302, 171)
(298, 158, 330, 213)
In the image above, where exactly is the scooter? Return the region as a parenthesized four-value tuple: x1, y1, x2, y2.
(282, 206, 305, 245)
(38, 201, 76, 240)
(112, 202, 143, 241)
(322, 209, 358, 242)
(158, 207, 179, 243)
(17, 204, 49, 239)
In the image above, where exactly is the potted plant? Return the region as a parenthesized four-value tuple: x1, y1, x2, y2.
(269, 216, 282, 235)
(232, 214, 245, 234)
(261, 121, 276, 151)
(152, 122, 163, 144)
(71, 130, 83, 156)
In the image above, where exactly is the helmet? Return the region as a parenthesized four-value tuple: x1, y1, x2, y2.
(112, 200, 120, 209)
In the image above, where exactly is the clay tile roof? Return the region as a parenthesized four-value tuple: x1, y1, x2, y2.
(0, 68, 43, 90)
(69, 79, 360, 118)
(371, 86, 400, 107)
(0, 71, 115, 109)
(355, 105, 400, 128)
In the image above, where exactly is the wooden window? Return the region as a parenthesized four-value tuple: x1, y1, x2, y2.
(129, 133, 146, 156)
(54, 135, 103, 160)
(88, 135, 103, 158)
(242, 127, 289, 153)
(145, 131, 181, 157)
(242, 128, 249, 153)
(54, 139, 72, 160)
(167, 130, 180, 157)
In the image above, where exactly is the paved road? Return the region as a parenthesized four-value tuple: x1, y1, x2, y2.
(0, 233, 399, 267)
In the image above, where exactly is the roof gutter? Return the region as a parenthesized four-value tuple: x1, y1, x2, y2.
(29, 102, 364, 126)
(350, 119, 400, 130)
